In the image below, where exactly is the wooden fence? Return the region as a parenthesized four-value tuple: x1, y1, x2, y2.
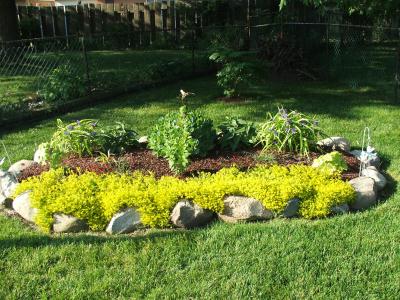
(16, 1, 249, 43)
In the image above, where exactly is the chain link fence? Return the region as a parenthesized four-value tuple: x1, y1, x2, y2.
(0, 21, 399, 125)
(252, 22, 399, 94)
(0, 28, 212, 124)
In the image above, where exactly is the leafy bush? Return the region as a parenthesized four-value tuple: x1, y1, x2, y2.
(14, 165, 356, 232)
(40, 64, 87, 102)
(312, 151, 348, 174)
(45, 119, 138, 166)
(217, 117, 257, 151)
(257, 107, 324, 156)
(148, 106, 217, 173)
(209, 50, 253, 98)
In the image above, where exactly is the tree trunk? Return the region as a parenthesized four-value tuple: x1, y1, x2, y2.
(0, 0, 19, 42)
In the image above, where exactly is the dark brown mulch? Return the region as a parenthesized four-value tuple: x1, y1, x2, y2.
(18, 149, 360, 182)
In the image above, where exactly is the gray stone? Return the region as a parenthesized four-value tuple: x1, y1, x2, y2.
(0, 193, 6, 208)
(331, 203, 350, 215)
(106, 208, 141, 234)
(283, 198, 300, 218)
(171, 200, 215, 228)
(0, 193, 12, 209)
(219, 195, 273, 223)
(53, 214, 88, 233)
(0, 172, 19, 198)
(351, 150, 381, 168)
(8, 160, 37, 176)
(349, 177, 377, 211)
(317, 137, 351, 152)
(361, 166, 387, 190)
(12, 191, 38, 223)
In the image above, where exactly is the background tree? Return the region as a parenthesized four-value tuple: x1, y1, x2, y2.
(0, 0, 19, 42)
(280, 0, 400, 19)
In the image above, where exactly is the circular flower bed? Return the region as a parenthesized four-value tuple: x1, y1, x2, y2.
(0, 107, 389, 235)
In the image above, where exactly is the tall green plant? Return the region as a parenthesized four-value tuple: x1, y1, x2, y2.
(148, 106, 217, 174)
(209, 50, 253, 98)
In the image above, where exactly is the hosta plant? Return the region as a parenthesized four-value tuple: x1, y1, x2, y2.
(217, 117, 257, 151)
(45, 119, 138, 166)
(257, 107, 324, 156)
(312, 151, 348, 174)
(148, 106, 217, 174)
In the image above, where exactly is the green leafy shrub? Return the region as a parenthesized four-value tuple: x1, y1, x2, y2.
(312, 151, 348, 174)
(40, 64, 86, 102)
(257, 107, 324, 156)
(14, 165, 356, 232)
(209, 50, 253, 98)
(217, 117, 257, 151)
(148, 106, 217, 174)
(46, 119, 138, 166)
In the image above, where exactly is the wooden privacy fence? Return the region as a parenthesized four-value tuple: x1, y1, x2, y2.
(16, 1, 249, 43)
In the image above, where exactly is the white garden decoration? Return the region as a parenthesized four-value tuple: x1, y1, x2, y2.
(358, 127, 379, 176)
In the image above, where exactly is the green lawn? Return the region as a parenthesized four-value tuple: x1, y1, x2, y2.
(0, 49, 205, 106)
(1, 75, 400, 299)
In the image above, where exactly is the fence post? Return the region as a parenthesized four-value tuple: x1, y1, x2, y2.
(191, 28, 195, 75)
(396, 45, 400, 103)
(81, 36, 91, 94)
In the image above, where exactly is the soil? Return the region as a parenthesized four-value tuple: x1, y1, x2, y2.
(18, 149, 360, 182)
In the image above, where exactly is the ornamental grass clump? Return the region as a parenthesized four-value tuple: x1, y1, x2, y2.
(257, 107, 325, 156)
(14, 165, 355, 233)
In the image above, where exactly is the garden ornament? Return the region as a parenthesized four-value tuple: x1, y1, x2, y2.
(359, 127, 378, 176)
(179, 89, 195, 104)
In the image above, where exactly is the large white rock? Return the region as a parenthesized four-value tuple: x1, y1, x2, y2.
(171, 200, 215, 228)
(219, 196, 273, 223)
(349, 177, 377, 211)
(12, 191, 38, 223)
(0, 171, 19, 198)
(8, 160, 37, 176)
(53, 214, 88, 233)
(361, 166, 387, 190)
(138, 136, 148, 144)
(33, 143, 48, 165)
(106, 208, 142, 234)
(317, 137, 351, 152)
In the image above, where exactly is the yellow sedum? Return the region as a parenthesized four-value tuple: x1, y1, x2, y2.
(14, 165, 356, 232)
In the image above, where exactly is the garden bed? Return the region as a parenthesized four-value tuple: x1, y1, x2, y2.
(0, 105, 388, 236)
(18, 148, 360, 182)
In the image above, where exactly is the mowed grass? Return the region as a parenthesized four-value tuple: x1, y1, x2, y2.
(1, 75, 400, 299)
(0, 49, 201, 106)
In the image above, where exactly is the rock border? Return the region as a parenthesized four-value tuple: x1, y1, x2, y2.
(0, 140, 389, 234)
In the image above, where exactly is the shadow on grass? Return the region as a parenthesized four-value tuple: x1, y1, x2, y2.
(0, 227, 198, 251)
(1, 71, 399, 141)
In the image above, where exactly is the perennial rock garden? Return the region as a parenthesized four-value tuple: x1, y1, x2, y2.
(0, 106, 389, 235)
